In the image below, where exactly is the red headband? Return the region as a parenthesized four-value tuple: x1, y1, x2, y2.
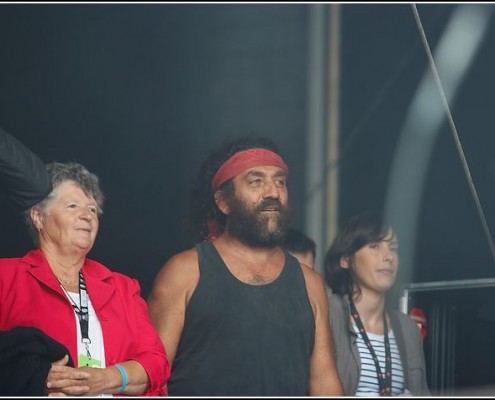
(211, 148, 289, 191)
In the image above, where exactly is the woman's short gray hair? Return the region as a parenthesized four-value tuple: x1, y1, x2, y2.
(25, 162, 104, 243)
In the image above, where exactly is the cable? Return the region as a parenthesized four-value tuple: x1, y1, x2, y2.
(411, 3, 495, 265)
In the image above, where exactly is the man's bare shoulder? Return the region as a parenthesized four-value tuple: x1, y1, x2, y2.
(298, 263, 328, 304)
(148, 247, 200, 331)
(299, 262, 324, 284)
(152, 246, 200, 287)
(163, 246, 199, 269)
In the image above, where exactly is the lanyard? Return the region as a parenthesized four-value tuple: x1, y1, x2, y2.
(60, 271, 92, 358)
(349, 299, 392, 396)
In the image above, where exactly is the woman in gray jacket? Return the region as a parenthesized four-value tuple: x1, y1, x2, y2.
(324, 212, 430, 396)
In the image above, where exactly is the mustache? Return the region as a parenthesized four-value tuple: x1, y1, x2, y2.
(256, 199, 283, 211)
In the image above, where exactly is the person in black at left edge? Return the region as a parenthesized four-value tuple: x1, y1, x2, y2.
(0, 126, 52, 211)
(0, 126, 57, 395)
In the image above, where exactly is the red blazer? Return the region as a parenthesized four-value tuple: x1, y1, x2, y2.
(0, 249, 170, 396)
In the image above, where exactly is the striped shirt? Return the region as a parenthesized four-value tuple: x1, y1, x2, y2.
(354, 325, 405, 396)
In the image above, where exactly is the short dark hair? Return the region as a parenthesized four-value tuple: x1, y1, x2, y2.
(324, 211, 392, 297)
(282, 228, 316, 259)
(188, 136, 283, 240)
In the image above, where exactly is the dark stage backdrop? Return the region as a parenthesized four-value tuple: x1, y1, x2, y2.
(1, 3, 495, 296)
(339, 4, 495, 284)
(0, 4, 309, 297)
(3, 4, 495, 394)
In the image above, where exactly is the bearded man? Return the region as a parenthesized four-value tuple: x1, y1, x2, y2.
(148, 137, 343, 396)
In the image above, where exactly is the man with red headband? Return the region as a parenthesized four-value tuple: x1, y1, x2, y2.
(148, 137, 343, 396)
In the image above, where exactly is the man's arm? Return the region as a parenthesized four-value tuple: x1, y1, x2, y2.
(0, 127, 52, 210)
(301, 266, 344, 396)
(147, 248, 200, 367)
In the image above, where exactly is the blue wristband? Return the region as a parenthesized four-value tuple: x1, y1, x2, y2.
(115, 364, 127, 394)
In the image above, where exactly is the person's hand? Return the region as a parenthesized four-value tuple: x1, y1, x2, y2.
(46, 355, 91, 396)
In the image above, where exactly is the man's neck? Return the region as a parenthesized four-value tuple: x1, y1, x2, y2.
(212, 233, 285, 285)
(217, 231, 279, 256)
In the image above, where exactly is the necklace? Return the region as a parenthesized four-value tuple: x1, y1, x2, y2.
(56, 275, 79, 285)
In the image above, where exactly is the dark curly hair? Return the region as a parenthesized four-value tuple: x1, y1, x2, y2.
(188, 136, 282, 240)
(282, 228, 316, 259)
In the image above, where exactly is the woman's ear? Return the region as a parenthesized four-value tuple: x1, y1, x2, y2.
(340, 255, 349, 269)
(30, 207, 43, 231)
(214, 190, 230, 215)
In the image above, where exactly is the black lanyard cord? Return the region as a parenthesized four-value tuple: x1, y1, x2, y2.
(349, 299, 392, 396)
(59, 271, 91, 358)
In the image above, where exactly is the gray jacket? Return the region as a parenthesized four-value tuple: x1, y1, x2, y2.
(329, 293, 431, 396)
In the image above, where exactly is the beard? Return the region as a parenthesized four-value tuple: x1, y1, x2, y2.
(226, 195, 293, 248)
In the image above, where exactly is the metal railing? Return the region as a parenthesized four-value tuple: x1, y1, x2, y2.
(399, 277, 495, 396)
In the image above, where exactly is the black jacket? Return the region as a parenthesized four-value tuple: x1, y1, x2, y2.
(0, 326, 73, 396)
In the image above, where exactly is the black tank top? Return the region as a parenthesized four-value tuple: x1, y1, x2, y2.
(167, 241, 315, 396)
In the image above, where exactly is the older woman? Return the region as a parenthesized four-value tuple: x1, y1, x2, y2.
(0, 162, 170, 396)
(324, 212, 430, 396)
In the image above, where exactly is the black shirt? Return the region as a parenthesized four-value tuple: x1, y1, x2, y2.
(168, 241, 315, 396)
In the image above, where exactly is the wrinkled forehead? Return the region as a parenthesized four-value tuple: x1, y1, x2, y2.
(52, 180, 95, 200)
(45, 180, 99, 213)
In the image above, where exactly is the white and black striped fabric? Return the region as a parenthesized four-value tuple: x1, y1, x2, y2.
(354, 326, 405, 396)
